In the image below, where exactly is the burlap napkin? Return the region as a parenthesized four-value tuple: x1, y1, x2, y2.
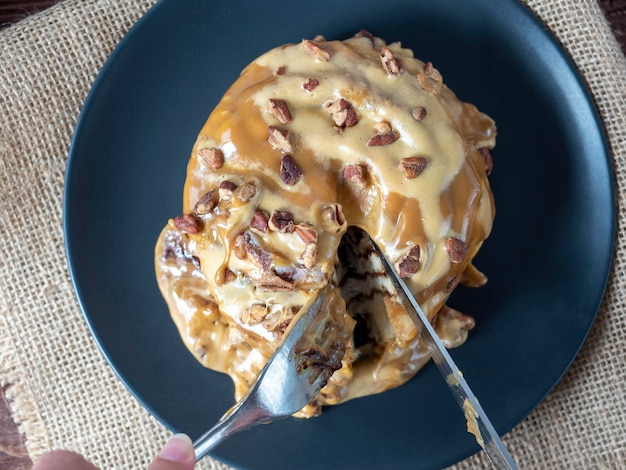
(0, 0, 624, 468)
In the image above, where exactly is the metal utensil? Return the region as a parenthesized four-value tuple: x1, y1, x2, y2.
(370, 240, 518, 469)
(193, 291, 333, 461)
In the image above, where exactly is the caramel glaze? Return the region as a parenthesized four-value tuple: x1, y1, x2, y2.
(155, 34, 496, 417)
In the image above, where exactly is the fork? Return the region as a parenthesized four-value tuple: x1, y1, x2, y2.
(193, 291, 334, 461)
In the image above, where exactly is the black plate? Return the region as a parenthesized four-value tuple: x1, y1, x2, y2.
(64, 0, 615, 468)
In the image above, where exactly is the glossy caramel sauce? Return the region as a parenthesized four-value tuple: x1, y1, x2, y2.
(155, 34, 496, 416)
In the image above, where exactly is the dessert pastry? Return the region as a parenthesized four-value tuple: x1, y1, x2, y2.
(155, 31, 496, 417)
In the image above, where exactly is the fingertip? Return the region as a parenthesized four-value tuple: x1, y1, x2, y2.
(148, 434, 195, 470)
(32, 450, 98, 470)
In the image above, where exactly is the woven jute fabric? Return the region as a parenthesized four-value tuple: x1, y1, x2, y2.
(0, 0, 624, 468)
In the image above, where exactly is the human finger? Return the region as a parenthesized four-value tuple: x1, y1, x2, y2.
(147, 434, 196, 470)
(32, 450, 99, 470)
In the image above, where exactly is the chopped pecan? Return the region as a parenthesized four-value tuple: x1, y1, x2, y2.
(250, 210, 269, 233)
(412, 106, 427, 121)
(237, 182, 257, 202)
(374, 121, 392, 134)
(380, 47, 402, 76)
(324, 98, 358, 128)
(233, 232, 248, 260)
(303, 78, 319, 92)
(394, 245, 421, 278)
(399, 156, 429, 179)
(367, 130, 400, 146)
(259, 271, 294, 291)
(242, 304, 267, 325)
(193, 189, 218, 215)
(233, 231, 271, 268)
(262, 306, 297, 334)
(267, 125, 292, 153)
(223, 268, 237, 283)
(197, 147, 224, 169)
(356, 29, 375, 46)
(268, 210, 295, 233)
(268, 99, 292, 124)
(280, 155, 303, 185)
(295, 224, 318, 244)
(301, 39, 330, 61)
(323, 203, 346, 226)
(301, 243, 317, 269)
(219, 180, 237, 201)
(417, 73, 437, 94)
(342, 164, 366, 188)
(477, 147, 493, 175)
(446, 274, 460, 293)
(275, 66, 286, 76)
(423, 62, 442, 82)
(445, 237, 468, 263)
(174, 214, 202, 234)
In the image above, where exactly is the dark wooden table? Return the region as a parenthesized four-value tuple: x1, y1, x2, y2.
(0, 1, 624, 468)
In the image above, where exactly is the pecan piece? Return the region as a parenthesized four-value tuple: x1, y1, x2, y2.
(303, 78, 319, 92)
(223, 268, 237, 284)
(367, 130, 400, 146)
(174, 214, 202, 234)
(232, 232, 248, 260)
(322, 203, 346, 226)
(445, 237, 468, 263)
(301, 39, 330, 61)
(342, 164, 366, 188)
(280, 155, 303, 185)
(380, 47, 402, 76)
(399, 156, 429, 179)
(268, 210, 295, 233)
(268, 99, 292, 124)
(242, 304, 267, 325)
(259, 271, 294, 291)
(477, 147, 493, 175)
(394, 245, 421, 278)
(417, 73, 438, 94)
(295, 224, 318, 244)
(197, 147, 224, 169)
(373, 121, 392, 134)
(412, 106, 427, 121)
(301, 243, 317, 269)
(233, 231, 271, 269)
(267, 125, 292, 153)
(250, 210, 269, 233)
(237, 182, 257, 202)
(423, 62, 442, 82)
(193, 189, 218, 215)
(219, 180, 237, 201)
(356, 29, 375, 47)
(324, 98, 358, 128)
(275, 66, 286, 76)
(446, 274, 460, 293)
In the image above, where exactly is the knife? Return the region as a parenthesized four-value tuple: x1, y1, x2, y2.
(370, 240, 518, 469)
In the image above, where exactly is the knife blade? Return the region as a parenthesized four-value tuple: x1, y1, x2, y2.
(370, 240, 518, 469)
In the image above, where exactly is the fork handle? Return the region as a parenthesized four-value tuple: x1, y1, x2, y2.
(193, 400, 271, 461)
